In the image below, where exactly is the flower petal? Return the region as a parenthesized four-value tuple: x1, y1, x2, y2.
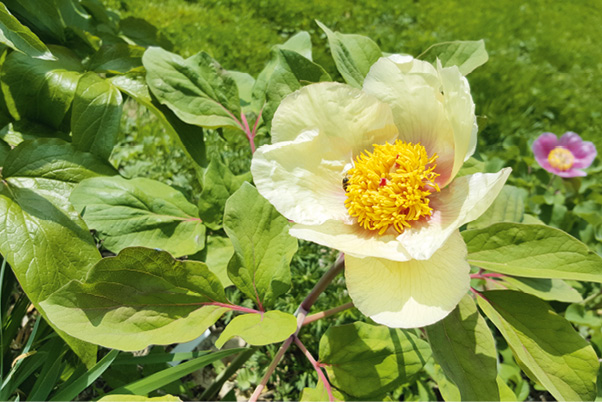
(560, 132, 597, 169)
(252, 130, 350, 225)
(397, 168, 512, 260)
(437, 61, 478, 175)
(363, 57, 456, 186)
(289, 219, 412, 261)
(345, 231, 470, 328)
(532, 132, 559, 165)
(270, 82, 398, 155)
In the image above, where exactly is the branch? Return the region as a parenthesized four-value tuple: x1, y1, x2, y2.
(294, 337, 334, 402)
(303, 302, 354, 325)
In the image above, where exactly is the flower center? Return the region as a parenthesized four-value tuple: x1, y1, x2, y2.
(344, 140, 440, 235)
(547, 147, 574, 171)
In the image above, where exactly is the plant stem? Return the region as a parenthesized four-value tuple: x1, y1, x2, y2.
(249, 337, 293, 402)
(201, 302, 261, 315)
(293, 337, 334, 402)
(249, 254, 345, 401)
(303, 302, 354, 325)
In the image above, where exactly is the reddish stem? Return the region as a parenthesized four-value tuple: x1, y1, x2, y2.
(249, 336, 293, 402)
(294, 337, 334, 402)
(303, 302, 354, 325)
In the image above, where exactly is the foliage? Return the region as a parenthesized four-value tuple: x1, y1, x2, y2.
(0, 0, 600, 401)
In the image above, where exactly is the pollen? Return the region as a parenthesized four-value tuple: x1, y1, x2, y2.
(344, 140, 440, 234)
(547, 147, 574, 171)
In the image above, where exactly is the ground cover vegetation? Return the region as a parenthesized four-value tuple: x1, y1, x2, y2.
(0, 0, 601, 401)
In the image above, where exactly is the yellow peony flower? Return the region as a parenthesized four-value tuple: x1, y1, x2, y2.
(251, 55, 511, 328)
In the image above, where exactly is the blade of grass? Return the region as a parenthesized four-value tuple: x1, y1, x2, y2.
(0, 316, 41, 400)
(199, 347, 257, 401)
(50, 349, 119, 401)
(112, 350, 209, 366)
(108, 348, 248, 396)
(27, 337, 66, 401)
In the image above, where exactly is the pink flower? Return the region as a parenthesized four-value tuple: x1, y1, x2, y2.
(532, 132, 597, 178)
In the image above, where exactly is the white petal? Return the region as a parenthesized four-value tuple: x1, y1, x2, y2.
(397, 168, 512, 260)
(251, 130, 351, 225)
(289, 220, 412, 261)
(345, 231, 470, 328)
(437, 61, 478, 177)
(363, 57, 457, 186)
(271, 82, 398, 154)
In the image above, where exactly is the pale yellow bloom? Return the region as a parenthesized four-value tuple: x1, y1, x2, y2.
(251, 55, 510, 328)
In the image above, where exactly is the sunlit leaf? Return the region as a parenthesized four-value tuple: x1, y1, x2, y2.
(419, 40, 488, 75)
(478, 290, 599, 401)
(215, 310, 297, 348)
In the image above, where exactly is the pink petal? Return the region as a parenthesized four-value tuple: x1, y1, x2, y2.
(555, 168, 587, 178)
(532, 133, 559, 163)
(560, 132, 597, 169)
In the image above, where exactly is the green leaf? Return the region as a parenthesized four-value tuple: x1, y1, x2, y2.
(463, 223, 602, 282)
(198, 157, 251, 230)
(319, 322, 431, 399)
(99, 395, 181, 402)
(467, 185, 527, 229)
(316, 20, 381, 88)
(0, 3, 54, 60)
(501, 277, 583, 303)
(0, 138, 110, 365)
(215, 310, 297, 348)
(88, 44, 145, 74)
(419, 40, 489, 75)
(565, 304, 602, 329)
(71, 72, 123, 160)
(426, 295, 499, 401)
(299, 382, 347, 402)
(263, 48, 331, 123)
(110, 74, 207, 168)
(143, 47, 242, 130)
(108, 348, 246, 396)
(204, 236, 234, 287)
(251, 31, 314, 112)
(50, 349, 120, 402)
(0, 120, 69, 147)
(224, 183, 298, 309)
(70, 176, 205, 257)
(41, 247, 230, 351)
(477, 290, 599, 401)
(228, 70, 255, 113)
(0, 138, 8, 166)
(0, 45, 83, 128)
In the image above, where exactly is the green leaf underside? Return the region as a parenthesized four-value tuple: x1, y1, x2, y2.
(110, 74, 207, 168)
(0, 3, 54, 60)
(419, 40, 489, 75)
(0, 138, 113, 365)
(70, 176, 205, 257)
(426, 295, 499, 401)
(0, 45, 83, 128)
(224, 183, 298, 309)
(198, 157, 251, 230)
(467, 185, 526, 229)
(319, 322, 431, 399)
(215, 310, 297, 348)
(41, 247, 229, 351)
(463, 223, 602, 282)
(477, 290, 599, 401)
(143, 47, 241, 130)
(316, 20, 381, 88)
(71, 72, 123, 160)
(501, 277, 582, 303)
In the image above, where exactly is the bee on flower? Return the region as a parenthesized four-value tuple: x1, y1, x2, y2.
(251, 55, 511, 328)
(532, 132, 597, 178)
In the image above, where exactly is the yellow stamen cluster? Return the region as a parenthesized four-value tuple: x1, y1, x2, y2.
(548, 147, 574, 171)
(344, 140, 440, 234)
